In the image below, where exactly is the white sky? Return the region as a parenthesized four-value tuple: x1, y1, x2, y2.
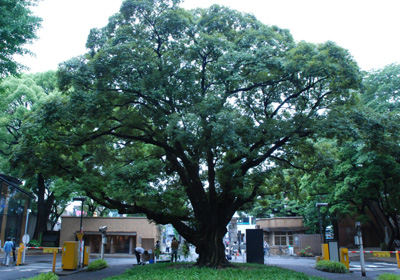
(20, 0, 400, 73)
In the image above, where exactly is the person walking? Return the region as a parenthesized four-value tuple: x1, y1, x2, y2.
(2, 237, 13, 266)
(133, 247, 148, 265)
(166, 239, 171, 253)
(171, 237, 179, 262)
(12, 238, 16, 264)
(154, 241, 160, 261)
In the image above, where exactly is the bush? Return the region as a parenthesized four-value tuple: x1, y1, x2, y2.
(87, 259, 109, 271)
(27, 272, 59, 280)
(297, 246, 314, 257)
(315, 260, 348, 273)
(378, 273, 400, 280)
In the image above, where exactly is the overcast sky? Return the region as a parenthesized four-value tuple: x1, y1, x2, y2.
(20, 0, 400, 73)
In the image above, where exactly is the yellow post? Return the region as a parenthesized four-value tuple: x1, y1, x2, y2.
(52, 250, 57, 273)
(16, 243, 24, 266)
(322, 244, 330, 260)
(340, 248, 349, 269)
(83, 246, 90, 266)
(396, 250, 400, 269)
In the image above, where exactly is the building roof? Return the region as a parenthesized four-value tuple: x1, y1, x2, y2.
(0, 174, 35, 198)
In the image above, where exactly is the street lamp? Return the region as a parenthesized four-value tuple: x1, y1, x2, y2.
(73, 197, 86, 268)
(316, 203, 328, 244)
(73, 197, 86, 234)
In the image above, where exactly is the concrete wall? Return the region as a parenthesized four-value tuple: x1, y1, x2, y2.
(60, 216, 158, 248)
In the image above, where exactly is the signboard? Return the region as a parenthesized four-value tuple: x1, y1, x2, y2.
(373, 251, 391, 258)
(43, 248, 58, 253)
(76, 233, 84, 241)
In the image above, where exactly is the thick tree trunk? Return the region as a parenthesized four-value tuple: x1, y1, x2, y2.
(33, 173, 46, 240)
(33, 173, 55, 240)
(194, 224, 230, 267)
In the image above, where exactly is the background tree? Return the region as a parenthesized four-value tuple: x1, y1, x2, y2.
(0, 0, 41, 77)
(0, 71, 75, 239)
(281, 64, 400, 248)
(29, 0, 360, 267)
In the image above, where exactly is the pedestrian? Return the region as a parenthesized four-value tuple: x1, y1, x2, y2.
(155, 240, 160, 260)
(12, 238, 16, 263)
(133, 247, 148, 265)
(2, 237, 13, 266)
(166, 239, 171, 253)
(171, 237, 179, 262)
(182, 241, 189, 260)
(264, 240, 270, 256)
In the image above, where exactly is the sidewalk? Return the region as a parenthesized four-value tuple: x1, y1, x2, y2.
(265, 255, 400, 280)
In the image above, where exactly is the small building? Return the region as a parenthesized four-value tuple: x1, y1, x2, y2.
(256, 217, 308, 254)
(60, 216, 161, 254)
(0, 174, 34, 245)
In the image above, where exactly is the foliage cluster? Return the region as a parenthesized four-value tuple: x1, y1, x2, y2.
(377, 273, 400, 280)
(106, 263, 323, 280)
(315, 260, 348, 274)
(0, 0, 41, 77)
(87, 259, 109, 271)
(26, 272, 59, 280)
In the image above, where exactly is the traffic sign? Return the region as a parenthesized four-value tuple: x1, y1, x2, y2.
(22, 234, 30, 244)
(76, 233, 84, 241)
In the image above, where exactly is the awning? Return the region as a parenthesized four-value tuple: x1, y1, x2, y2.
(262, 226, 308, 232)
(79, 231, 137, 236)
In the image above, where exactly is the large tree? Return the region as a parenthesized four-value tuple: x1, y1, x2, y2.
(31, 0, 360, 266)
(0, 0, 41, 77)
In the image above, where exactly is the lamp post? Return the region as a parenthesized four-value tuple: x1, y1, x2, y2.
(316, 203, 328, 244)
(356, 222, 366, 276)
(22, 208, 31, 264)
(73, 197, 86, 268)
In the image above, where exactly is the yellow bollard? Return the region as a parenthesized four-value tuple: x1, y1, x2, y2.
(52, 250, 57, 273)
(396, 251, 400, 269)
(83, 246, 90, 266)
(340, 248, 349, 269)
(322, 244, 330, 260)
(16, 243, 24, 266)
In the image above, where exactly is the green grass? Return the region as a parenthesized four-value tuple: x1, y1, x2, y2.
(315, 260, 348, 273)
(105, 262, 323, 280)
(26, 272, 59, 280)
(87, 258, 109, 271)
(377, 273, 400, 280)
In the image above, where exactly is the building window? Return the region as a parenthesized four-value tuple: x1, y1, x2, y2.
(288, 233, 294, 246)
(273, 231, 295, 246)
(274, 231, 287, 246)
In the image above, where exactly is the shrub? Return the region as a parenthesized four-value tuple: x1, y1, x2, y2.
(315, 260, 348, 273)
(87, 259, 109, 271)
(27, 272, 59, 280)
(297, 246, 313, 257)
(378, 273, 400, 280)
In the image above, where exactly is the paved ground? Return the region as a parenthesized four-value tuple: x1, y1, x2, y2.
(1, 252, 400, 279)
(264, 256, 400, 279)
